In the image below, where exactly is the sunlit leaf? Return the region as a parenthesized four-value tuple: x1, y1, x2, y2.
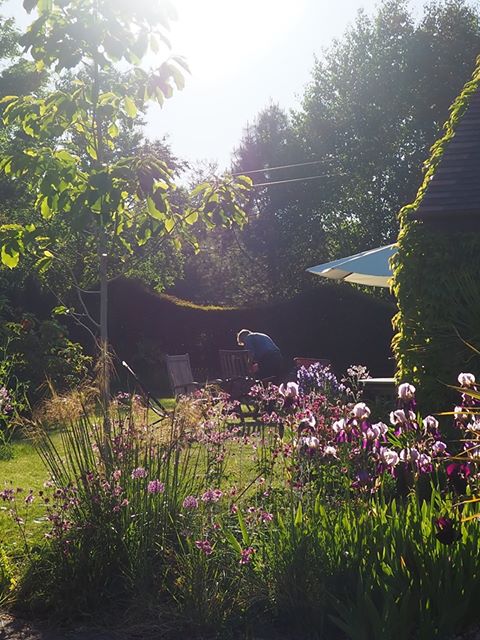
(0, 95, 18, 104)
(37, 0, 52, 13)
(124, 96, 137, 118)
(146, 196, 165, 221)
(185, 210, 198, 225)
(1, 245, 19, 268)
(108, 122, 119, 138)
(52, 305, 70, 316)
(40, 198, 52, 219)
(86, 145, 98, 160)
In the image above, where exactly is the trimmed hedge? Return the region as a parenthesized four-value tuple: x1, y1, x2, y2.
(108, 278, 394, 394)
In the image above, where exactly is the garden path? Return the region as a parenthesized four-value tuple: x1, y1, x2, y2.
(3, 614, 480, 640)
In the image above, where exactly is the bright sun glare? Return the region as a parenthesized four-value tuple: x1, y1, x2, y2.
(167, 0, 305, 84)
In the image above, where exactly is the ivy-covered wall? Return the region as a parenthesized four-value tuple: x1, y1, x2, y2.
(392, 57, 480, 411)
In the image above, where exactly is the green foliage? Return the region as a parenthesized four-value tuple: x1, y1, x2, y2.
(0, 0, 251, 402)
(0, 544, 16, 606)
(0, 336, 28, 450)
(178, 0, 480, 305)
(3, 316, 91, 402)
(391, 57, 480, 409)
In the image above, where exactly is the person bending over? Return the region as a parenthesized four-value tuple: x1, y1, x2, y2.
(236, 329, 283, 383)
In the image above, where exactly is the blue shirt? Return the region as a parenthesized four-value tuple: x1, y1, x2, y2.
(243, 333, 280, 361)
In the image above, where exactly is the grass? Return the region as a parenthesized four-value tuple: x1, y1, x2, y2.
(0, 398, 177, 555)
(0, 394, 269, 569)
(0, 430, 64, 554)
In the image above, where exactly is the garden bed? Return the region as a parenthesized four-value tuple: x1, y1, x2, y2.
(2, 366, 480, 639)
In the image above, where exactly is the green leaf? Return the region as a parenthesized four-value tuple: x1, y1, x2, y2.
(124, 96, 137, 118)
(164, 217, 175, 233)
(294, 502, 303, 528)
(55, 149, 78, 164)
(185, 210, 198, 225)
(37, 0, 52, 13)
(191, 182, 210, 197)
(235, 174, 253, 188)
(52, 305, 69, 316)
(86, 145, 98, 160)
(0, 96, 18, 104)
(237, 509, 250, 546)
(224, 529, 242, 554)
(169, 64, 185, 91)
(146, 196, 165, 221)
(34, 254, 52, 273)
(1, 244, 20, 268)
(150, 33, 159, 54)
(40, 198, 53, 219)
(108, 122, 119, 138)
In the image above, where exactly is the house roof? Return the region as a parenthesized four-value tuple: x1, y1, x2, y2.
(411, 61, 480, 227)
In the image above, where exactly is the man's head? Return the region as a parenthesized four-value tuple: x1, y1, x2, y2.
(237, 329, 251, 346)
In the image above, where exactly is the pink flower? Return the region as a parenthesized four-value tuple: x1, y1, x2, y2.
(195, 539, 213, 555)
(300, 435, 320, 449)
(183, 495, 198, 509)
(131, 467, 148, 479)
(423, 415, 439, 434)
(240, 547, 255, 565)
(201, 488, 223, 503)
(432, 441, 448, 456)
(323, 445, 338, 457)
(389, 409, 415, 427)
(147, 479, 165, 494)
(399, 447, 419, 463)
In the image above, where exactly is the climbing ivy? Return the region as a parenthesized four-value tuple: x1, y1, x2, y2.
(391, 56, 480, 409)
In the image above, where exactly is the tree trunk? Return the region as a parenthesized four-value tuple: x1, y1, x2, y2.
(99, 248, 110, 431)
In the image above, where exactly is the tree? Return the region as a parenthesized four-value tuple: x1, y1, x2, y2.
(0, 0, 251, 415)
(182, 0, 480, 305)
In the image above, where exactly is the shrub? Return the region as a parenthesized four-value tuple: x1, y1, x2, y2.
(0, 545, 16, 606)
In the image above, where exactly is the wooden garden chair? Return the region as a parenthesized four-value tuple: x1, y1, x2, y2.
(165, 354, 203, 397)
(165, 353, 223, 398)
(219, 349, 252, 379)
(218, 349, 261, 432)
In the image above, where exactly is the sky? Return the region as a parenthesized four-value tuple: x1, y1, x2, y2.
(3, 0, 425, 169)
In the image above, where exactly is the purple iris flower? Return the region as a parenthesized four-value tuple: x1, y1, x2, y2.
(434, 516, 460, 545)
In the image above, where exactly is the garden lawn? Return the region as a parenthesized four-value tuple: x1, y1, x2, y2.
(0, 398, 257, 555)
(0, 431, 65, 554)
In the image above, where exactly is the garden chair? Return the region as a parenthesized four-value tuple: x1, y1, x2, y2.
(165, 354, 203, 397)
(121, 360, 169, 420)
(165, 353, 223, 398)
(218, 349, 262, 432)
(219, 349, 251, 379)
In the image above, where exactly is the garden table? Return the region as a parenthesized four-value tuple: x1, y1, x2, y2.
(359, 377, 396, 403)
